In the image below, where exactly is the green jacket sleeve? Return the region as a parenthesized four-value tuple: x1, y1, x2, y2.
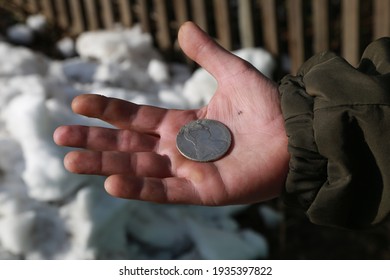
(279, 37, 390, 228)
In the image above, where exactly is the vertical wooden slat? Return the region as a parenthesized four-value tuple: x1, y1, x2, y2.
(213, 0, 232, 50)
(173, 0, 189, 27)
(84, 0, 99, 30)
(118, 0, 133, 27)
(13, 0, 24, 5)
(191, 0, 208, 32)
(100, 0, 115, 29)
(342, 0, 359, 66)
(154, 0, 172, 50)
(136, 0, 151, 33)
(238, 0, 255, 48)
(41, 0, 54, 22)
(25, 0, 39, 13)
(313, 0, 329, 53)
(69, 0, 84, 34)
(173, 0, 188, 52)
(259, 0, 278, 56)
(54, 0, 69, 30)
(374, 0, 390, 39)
(287, 0, 304, 74)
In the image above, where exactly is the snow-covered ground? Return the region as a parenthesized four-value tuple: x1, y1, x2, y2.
(0, 16, 281, 259)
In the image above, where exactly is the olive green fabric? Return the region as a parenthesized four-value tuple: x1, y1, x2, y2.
(279, 37, 390, 228)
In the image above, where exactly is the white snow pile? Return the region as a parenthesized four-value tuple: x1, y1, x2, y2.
(6, 14, 47, 45)
(0, 22, 279, 259)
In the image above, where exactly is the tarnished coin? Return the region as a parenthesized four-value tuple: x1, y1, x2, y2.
(176, 119, 232, 162)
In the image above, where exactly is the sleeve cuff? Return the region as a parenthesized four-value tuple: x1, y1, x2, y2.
(279, 38, 390, 228)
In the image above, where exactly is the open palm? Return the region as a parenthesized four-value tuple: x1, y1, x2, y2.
(54, 22, 289, 206)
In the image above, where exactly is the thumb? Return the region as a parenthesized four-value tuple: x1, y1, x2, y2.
(178, 21, 252, 81)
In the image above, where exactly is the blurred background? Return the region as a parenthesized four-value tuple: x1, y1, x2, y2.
(0, 0, 389, 260)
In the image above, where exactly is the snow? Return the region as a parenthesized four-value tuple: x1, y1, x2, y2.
(0, 22, 279, 259)
(56, 37, 76, 58)
(6, 24, 34, 45)
(6, 14, 48, 46)
(0, 43, 47, 77)
(26, 14, 47, 33)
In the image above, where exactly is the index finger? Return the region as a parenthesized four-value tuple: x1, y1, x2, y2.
(72, 94, 168, 133)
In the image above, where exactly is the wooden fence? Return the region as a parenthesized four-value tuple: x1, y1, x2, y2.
(6, 0, 390, 74)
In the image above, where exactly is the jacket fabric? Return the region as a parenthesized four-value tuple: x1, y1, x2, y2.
(279, 37, 390, 228)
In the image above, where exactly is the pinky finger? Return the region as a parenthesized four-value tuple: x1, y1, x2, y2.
(104, 175, 201, 204)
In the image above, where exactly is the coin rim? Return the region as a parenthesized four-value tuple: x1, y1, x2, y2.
(176, 119, 232, 162)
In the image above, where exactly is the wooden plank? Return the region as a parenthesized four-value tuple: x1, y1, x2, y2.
(341, 0, 359, 66)
(259, 0, 278, 56)
(54, 0, 69, 29)
(13, 0, 24, 6)
(69, 0, 84, 34)
(41, 0, 54, 22)
(25, 0, 39, 13)
(287, 0, 304, 74)
(100, 0, 115, 29)
(84, 0, 99, 30)
(213, 0, 232, 50)
(118, 0, 133, 27)
(191, 0, 208, 32)
(173, 0, 189, 27)
(173, 0, 188, 52)
(154, 0, 172, 50)
(313, 0, 329, 53)
(238, 0, 255, 48)
(374, 0, 390, 39)
(136, 0, 151, 33)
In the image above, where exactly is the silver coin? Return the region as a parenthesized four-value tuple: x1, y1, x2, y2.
(176, 119, 232, 162)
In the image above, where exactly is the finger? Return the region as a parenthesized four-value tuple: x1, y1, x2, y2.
(104, 175, 201, 204)
(64, 151, 172, 177)
(178, 21, 254, 81)
(54, 125, 158, 152)
(71, 94, 168, 132)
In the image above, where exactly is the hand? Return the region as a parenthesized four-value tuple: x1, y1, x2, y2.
(53, 22, 289, 206)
